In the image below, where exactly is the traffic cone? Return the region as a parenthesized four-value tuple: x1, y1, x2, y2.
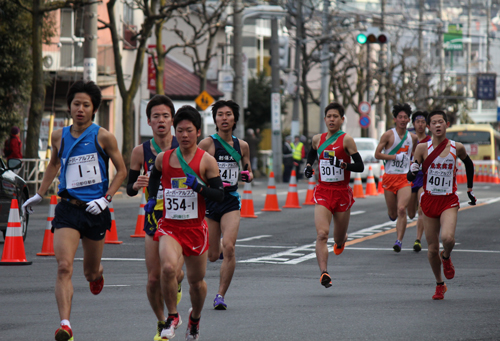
(130, 188, 146, 238)
(365, 166, 378, 196)
(105, 202, 123, 244)
(378, 165, 385, 194)
(456, 160, 465, 184)
(261, 172, 281, 212)
(240, 182, 258, 218)
(283, 170, 301, 208)
(352, 173, 365, 198)
(473, 163, 479, 182)
(302, 173, 316, 205)
(479, 164, 486, 183)
(0, 199, 32, 265)
(493, 164, 500, 184)
(37, 195, 57, 256)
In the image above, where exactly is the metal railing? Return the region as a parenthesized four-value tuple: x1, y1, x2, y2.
(18, 159, 59, 195)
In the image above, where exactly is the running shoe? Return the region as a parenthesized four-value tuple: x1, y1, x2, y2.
(320, 272, 332, 288)
(333, 234, 348, 255)
(432, 283, 447, 300)
(177, 283, 183, 305)
(413, 239, 422, 252)
(161, 314, 182, 340)
(213, 294, 227, 310)
(55, 324, 73, 341)
(154, 320, 165, 341)
(393, 240, 402, 253)
(185, 308, 200, 341)
(89, 275, 104, 295)
(441, 251, 455, 279)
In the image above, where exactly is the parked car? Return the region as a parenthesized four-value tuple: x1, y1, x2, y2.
(350, 137, 382, 181)
(0, 158, 29, 240)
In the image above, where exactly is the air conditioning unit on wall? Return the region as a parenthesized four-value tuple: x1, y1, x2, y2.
(43, 51, 61, 71)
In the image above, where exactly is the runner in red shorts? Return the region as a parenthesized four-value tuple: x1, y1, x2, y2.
(408, 110, 476, 300)
(145, 105, 224, 340)
(304, 103, 365, 288)
(375, 103, 418, 252)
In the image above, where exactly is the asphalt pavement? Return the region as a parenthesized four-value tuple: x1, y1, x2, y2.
(1, 178, 500, 341)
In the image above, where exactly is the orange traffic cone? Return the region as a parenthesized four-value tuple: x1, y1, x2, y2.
(456, 160, 465, 184)
(493, 164, 500, 184)
(240, 182, 258, 218)
(283, 170, 301, 208)
(130, 188, 146, 238)
(0, 199, 32, 265)
(352, 173, 365, 198)
(473, 163, 479, 182)
(37, 195, 57, 256)
(105, 202, 123, 244)
(479, 164, 486, 183)
(302, 173, 316, 205)
(261, 172, 281, 212)
(378, 165, 385, 194)
(365, 166, 378, 196)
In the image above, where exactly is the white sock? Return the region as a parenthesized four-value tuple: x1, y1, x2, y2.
(61, 319, 71, 328)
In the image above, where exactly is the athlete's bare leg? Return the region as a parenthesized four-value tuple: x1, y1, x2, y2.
(159, 235, 183, 314)
(408, 191, 418, 219)
(384, 190, 398, 221)
(207, 218, 222, 263)
(315, 204, 333, 272)
(184, 253, 208, 319)
(145, 235, 165, 321)
(81, 236, 105, 283)
(395, 186, 411, 241)
(332, 209, 350, 247)
(415, 187, 425, 242)
(217, 211, 240, 297)
(439, 207, 458, 258)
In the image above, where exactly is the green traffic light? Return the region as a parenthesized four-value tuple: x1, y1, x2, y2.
(356, 33, 367, 44)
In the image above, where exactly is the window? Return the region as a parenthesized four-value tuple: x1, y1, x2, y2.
(124, 0, 134, 26)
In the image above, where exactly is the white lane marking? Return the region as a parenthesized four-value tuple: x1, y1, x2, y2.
(75, 258, 145, 261)
(339, 247, 500, 253)
(351, 211, 365, 216)
(236, 245, 292, 249)
(237, 235, 272, 242)
(104, 285, 131, 287)
(261, 189, 307, 197)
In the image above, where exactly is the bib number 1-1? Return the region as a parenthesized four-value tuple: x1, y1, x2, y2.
(66, 153, 102, 189)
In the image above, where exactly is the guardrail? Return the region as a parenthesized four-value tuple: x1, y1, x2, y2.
(18, 158, 59, 195)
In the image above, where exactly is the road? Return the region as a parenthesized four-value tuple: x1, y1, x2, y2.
(1, 180, 500, 340)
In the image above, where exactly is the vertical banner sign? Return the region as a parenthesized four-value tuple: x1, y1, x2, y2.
(147, 45, 156, 91)
(242, 53, 248, 108)
(271, 92, 281, 132)
(83, 58, 97, 83)
(476, 73, 496, 101)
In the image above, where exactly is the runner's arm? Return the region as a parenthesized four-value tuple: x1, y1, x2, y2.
(342, 135, 364, 172)
(239, 140, 254, 182)
(306, 147, 317, 167)
(127, 145, 147, 196)
(147, 164, 162, 199)
(374, 131, 396, 161)
(99, 129, 127, 197)
(36, 129, 62, 196)
(407, 143, 425, 181)
(456, 142, 474, 190)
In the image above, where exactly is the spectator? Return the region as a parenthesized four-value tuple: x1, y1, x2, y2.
(291, 135, 305, 179)
(283, 135, 293, 183)
(3, 126, 23, 160)
(245, 128, 261, 175)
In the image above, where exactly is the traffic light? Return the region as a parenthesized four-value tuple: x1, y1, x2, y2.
(356, 29, 388, 45)
(278, 36, 289, 70)
(356, 33, 367, 44)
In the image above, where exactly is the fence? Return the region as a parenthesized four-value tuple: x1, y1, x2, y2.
(18, 159, 59, 195)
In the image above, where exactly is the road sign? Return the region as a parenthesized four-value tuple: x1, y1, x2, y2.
(359, 115, 370, 128)
(358, 101, 371, 115)
(477, 73, 496, 101)
(444, 23, 463, 51)
(195, 90, 215, 111)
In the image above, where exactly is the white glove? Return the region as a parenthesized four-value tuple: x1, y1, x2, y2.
(22, 193, 43, 214)
(410, 162, 421, 173)
(86, 197, 110, 215)
(395, 153, 406, 162)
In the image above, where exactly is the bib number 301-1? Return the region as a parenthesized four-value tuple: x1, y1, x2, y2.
(319, 159, 344, 182)
(66, 153, 102, 189)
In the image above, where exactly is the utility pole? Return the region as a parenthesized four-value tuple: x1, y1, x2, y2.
(438, 0, 445, 93)
(465, 0, 471, 97)
(365, 42, 370, 138)
(486, 0, 491, 72)
(270, 0, 283, 182)
(83, 1, 98, 83)
(291, 0, 302, 139)
(319, 0, 329, 134)
(233, 0, 245, 138)
(416, 0, 425, 108)
(376, 0, 386, 136)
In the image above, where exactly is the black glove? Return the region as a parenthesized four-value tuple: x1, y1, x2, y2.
(304, 165, 314, 178)
(467, 190, 476, 206)
(329, 155, 342, 167)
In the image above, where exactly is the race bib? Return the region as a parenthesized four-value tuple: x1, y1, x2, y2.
(319, 159, 344, 182)
(218, 162, 239, 185)
(387, 155, 410, 174)
(426, 163, 453, 195)
(66, 153, 102, 189)
(163, 188, 198, 220)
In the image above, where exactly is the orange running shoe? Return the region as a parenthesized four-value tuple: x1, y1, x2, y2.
(440, 251, 455, 279)
(320, 272, 332, 288)
(89, 275, 104, 295)
(333, 234, 348, 255)
(55, 324, 73, 341)
(432, 283, 447, 300)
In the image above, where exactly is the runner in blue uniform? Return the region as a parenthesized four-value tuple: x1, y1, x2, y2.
(198, 100, 253, 310)
(22, 81, 127, 341)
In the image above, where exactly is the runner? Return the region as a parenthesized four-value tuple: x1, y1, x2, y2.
(198, 100, 253, 310)
(408, 110, 476, 300)
(304, 102, 364, 288)
(22, 80, 127, 341)
(375, 103, 418, 252)
(126, 94, 184, 341)
(145, 105, 224, 340)
(407, 111, 431, 252)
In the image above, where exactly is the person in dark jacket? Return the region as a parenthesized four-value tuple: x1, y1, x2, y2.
(283, 135, 293, 182)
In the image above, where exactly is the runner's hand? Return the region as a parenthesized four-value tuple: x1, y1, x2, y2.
(395, 153, 406, 162)
(410, 162, 420, 173)
(223, 182, 231, 188)
(467, 190, 476, 205)
(329, 155, 342, 167)
(241, 164, 251, 182)
(185, 174, 200, 192)
(22, 193, 43, 214)
(86, 197, 110, 215)
(144, 197, 156, 214)
(304, 165, 314, 178)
